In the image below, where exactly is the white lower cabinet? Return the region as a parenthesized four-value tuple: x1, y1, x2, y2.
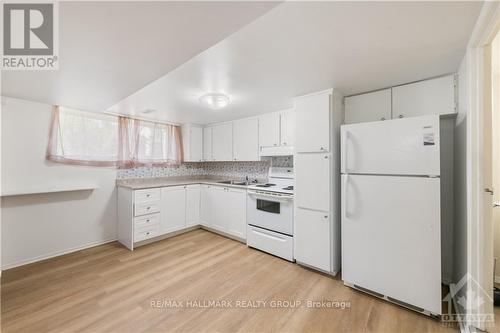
(200, 184, 212, 226)
(161, 186, 187, 234)
(224, 187, 246, 239)
(201, 185, 246, 239)
(294, 208, 331, 272)
(210, 186, 227, 232)
(118, 183, 247, 250)
(186, 185, 201, 227)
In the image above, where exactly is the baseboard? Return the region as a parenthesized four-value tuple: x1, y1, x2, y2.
(200, 225, 246, 244)
(1, 238, 118, 270)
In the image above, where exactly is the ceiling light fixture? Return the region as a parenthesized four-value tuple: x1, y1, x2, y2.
(199, 93, 231, 110)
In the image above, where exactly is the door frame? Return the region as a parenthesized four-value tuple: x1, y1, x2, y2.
(467, 2, 500, 332)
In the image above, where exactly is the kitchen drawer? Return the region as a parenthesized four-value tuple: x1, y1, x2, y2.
(134, 201, 160, 217)
(247, 225, 293, 261)
(134, 224, 160, 242)
(134, 188, 161, 204)
(134, 213, 160, 229)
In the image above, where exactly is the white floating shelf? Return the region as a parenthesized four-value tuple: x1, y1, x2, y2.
(1, 185, 98, 197)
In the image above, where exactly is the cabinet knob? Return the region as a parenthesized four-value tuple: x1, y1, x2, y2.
(146, 194, 150, 197)
(398, 115, 404, 118)
(147, 207, 151, 210)
(324, 215, 329, 219)
(234, 158, 237, 161)
(320, 147, 325, 150)
(274, 143, 277, 146)
(324, 155, 328, 159)
(283, 142, 287, 145)
(380, 117, 385, 121)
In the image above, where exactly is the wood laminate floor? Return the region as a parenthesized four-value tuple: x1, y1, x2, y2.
(1, 229, 459, 333)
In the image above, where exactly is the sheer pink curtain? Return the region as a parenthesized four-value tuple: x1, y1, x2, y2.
(124, 118, 184, 167)
(47, 106, 183, 168)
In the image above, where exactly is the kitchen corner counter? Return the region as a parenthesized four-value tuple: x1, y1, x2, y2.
(116, 176, 256, 190)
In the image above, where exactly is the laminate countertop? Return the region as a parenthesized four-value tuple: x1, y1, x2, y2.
(116, 176, 262, 190)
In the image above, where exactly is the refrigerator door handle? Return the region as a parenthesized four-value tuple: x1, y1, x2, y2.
(342, 130, 349, 173)
(342, 174, 348, 220)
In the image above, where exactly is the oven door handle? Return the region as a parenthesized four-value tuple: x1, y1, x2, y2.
(252, 228, 287, 242)
(247, 191, 293, 202)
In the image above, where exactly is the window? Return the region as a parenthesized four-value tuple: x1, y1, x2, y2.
(47, 106, 183, 167)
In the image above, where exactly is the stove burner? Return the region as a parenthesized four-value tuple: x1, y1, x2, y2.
(256, 183, 276, 188)
(282, 186, 294, 191)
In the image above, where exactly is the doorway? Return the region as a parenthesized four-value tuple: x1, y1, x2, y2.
(492, 28, 500, 330)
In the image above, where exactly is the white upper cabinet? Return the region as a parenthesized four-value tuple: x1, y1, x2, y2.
(344, 89, 392, 124)
(280, 109, 295, 147)
(233, 117, 259, 161)
(295, 91, 330, 153)
(392, 74, 456, 119)
(258, 112, 280, 148)
(182, 125, 203, 162)
(212, 123, 233, 161)
(203, 127, 213, 161)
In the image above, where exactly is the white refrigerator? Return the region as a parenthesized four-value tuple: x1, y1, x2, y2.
(340, 114, 454, 316)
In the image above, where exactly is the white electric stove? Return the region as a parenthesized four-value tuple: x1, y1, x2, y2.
(247, 167, 294, 195)
(246, 167, 294, 261)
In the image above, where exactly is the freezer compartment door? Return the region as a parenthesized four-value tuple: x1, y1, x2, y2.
(341, 174, 441, 314)
(341, 115, 440, 176)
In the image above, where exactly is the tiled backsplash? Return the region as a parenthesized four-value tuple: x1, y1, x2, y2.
(117, 156, 293, 180)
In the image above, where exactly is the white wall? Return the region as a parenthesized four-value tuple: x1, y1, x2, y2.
(453, 56, 468, 290)
(1, 97, 118, 269)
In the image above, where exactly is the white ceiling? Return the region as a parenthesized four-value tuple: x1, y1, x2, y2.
(0, 1, 280, 111)
(109, 1, 482, 125)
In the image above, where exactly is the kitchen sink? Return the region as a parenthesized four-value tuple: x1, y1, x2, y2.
(217, 180, 248, 186)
